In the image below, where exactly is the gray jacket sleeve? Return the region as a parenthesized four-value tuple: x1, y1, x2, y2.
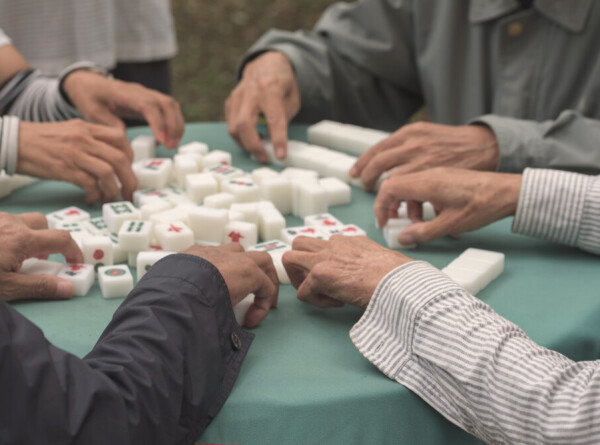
(0, 253, 253, 445)
(243, 0, 423, 131)
(474, 111, 600, 174)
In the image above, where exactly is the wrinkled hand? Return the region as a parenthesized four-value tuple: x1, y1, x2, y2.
(225, 51, 301, 162)
(18, 119, 137, 204)
(374, 167, 522, 245)
(62, 70, 184, 149)
(0, 212, 83, 302)
(350, 122, 500, 191)
(182, 243, 279, 328)
(282, 236, 412, 309)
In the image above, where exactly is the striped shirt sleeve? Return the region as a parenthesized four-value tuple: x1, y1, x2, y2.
(351, 261, 600, 444)
(513, 168, 600, 255)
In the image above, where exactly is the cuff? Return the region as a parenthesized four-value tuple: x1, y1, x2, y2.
(512, 168, 590, 247)
(58, 62, 109, 84)
(350, 261, 463, 379)
(140, 252, 253, 344)
(470, 114, 546, 172)
(0, 116, 20, 175)
(138, 253, 254, 417)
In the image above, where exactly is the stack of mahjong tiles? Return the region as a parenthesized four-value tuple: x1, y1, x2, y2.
(34, 136, 367, 300)
(260, 119, 391, 189)
(260, 120, 437, 249)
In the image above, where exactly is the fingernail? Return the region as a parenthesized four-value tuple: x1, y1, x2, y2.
(275, 147, 285, 159)
(350, 166, 358, 177)
(56, 280, 73, 299)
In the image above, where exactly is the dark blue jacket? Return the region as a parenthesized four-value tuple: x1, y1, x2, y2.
(0, 254, 253, 444)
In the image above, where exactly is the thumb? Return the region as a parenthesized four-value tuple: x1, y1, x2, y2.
(399, 214, 457, 245)
(2, 274, 74, 302)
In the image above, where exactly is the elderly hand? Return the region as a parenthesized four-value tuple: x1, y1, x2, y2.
(350, 122, 500, 191)
(0, 212, 83, 302)
(282, 236, 412, 309)
(182, 243, 279, 328)
(62, 70, 185, 149)
(374, 167, 522, 245)
(225, 51, 301, 163)
(18, 119, 137, 204)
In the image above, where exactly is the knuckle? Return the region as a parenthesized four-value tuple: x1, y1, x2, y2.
(11, 225, 29, 242)
(230, 243, 244, 253)
(163, 96, 178, 109)
(54, 229, 73, 244)
(30, 276, 51, 297)
(112, 150, 128, 165)
(227, 120, 239, 136)
(370, 154, 388, 172)
(430, 166, 446, 174)
(232, 120, 252, 135)
(227, 86, 242, 103)
(77, 176, 97, 193)
(139, 102, 155, 116)
(378, 178, 392, 193)
(71, 119, 90, 133)
(0, 279, 19, 302)
(97, 165, 114, 181)
(407, 121, 428, 133)
(31, 211, 45, 221)
(311, 263, 329, 281)
(111, 126, 128, 140)
(68, 132, 90, 146)
(296, 291, 309, 303)
(257, 76, 278, 90)
(280, 251, 291, 267)
(265, 113, 285, 126)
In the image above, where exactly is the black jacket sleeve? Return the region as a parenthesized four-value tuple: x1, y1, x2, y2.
(0, 254, 253, 444)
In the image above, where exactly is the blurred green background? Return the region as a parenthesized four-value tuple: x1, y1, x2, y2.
(171, 0, 337, 122)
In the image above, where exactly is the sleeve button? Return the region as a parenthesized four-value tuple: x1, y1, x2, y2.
(230, 332, 242, 351)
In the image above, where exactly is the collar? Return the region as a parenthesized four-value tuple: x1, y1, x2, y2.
(469, 0, 592, 33)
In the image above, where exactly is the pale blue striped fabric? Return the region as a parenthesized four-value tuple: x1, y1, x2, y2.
(514, 168, 600, 255)
(4, 70, 80, 122)
(351, 169, 600, 444)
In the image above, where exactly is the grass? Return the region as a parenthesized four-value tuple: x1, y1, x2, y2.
(171, 0, 337, 122)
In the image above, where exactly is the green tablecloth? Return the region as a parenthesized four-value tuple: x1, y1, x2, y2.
(2, 123, 599, 445)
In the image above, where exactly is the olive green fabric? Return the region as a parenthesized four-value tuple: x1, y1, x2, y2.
(4, 123, 599, 445)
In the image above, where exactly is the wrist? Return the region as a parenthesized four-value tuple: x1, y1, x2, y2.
(496, 173, 523, 218)
(470, 124, 500, 170)
(59, 62, 108, 106)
